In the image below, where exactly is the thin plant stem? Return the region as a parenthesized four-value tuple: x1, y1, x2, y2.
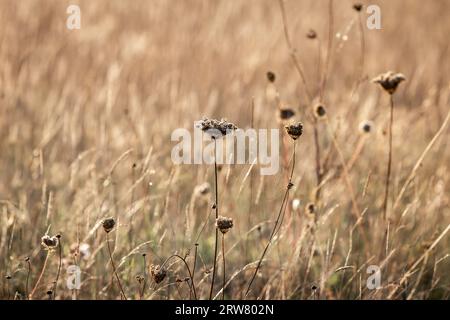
(222, 234, 226, 300)
(140, 254, 147, 299)
(29, 251, 50, 299)
(278, 0, 312, 101)
(106, 233, 127, 300)
(209, 138, 219, 300)
(52, 237, 62, 300)
(25, 258, 31, 300)
(245, 143, 296, 297)
(383, 95, 395, 221)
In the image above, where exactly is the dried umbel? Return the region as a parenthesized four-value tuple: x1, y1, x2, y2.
(150, 264, 167, 284)
(285, 122, 304, 140)
(216, 216, 234, 234)
(41, 235, 59, 250)
(279, 108, 295, 121)
(266, 71, 276, 83)
(314, 104, 327, 119)
(372, 71, 406, 95)
(102, 217, 116, 233)
(359, 120, 374, 134)
(353, 3, 363, 12)
(306, 29, 317, 39)
(197, 118, 237, 139)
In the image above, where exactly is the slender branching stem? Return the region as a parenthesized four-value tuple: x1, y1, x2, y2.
(245, 143, 296, 297)
(106, 233, 127, 300)
(161, 254, 197, 300)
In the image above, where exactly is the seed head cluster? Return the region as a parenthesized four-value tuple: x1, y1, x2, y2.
(216, 216, 234, 234)
(197, 118, 237, 139)
(285, 122, 304, 140)
(372, 71, 406, 95)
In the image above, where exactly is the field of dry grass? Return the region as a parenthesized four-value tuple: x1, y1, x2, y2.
(0, 0, 449, 300)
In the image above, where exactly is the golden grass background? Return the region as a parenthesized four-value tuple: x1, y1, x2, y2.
(0, 0, 449, 299)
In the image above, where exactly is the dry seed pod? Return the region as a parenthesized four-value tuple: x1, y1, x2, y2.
(150, 264, 167, 284)
(41, 235, 59, 250)
(285, 122, 304, 140)
(216, 216, 234, 234)
(372, 71, 406, 95)
(266, 71, 276, 83)
(102, 217, 116, 233)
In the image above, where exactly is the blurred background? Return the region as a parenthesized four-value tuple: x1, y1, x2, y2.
(0, 0, 449, 300)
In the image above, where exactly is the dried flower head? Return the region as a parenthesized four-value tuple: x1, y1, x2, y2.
(279, 108, 295, 121)
(314, 104, 327, 119)
(305, 202, 316, 215)
(41, 235, 59, 250)
(216, 216, 234, 234)
(306, 29, 317, 39)
(194, 182, 211, 196)
(372, 71, 406, 95)
(285, 122, 304, 140)
(197, 118, 237, 139)
(353, 3, 363, 11)
(135, 275, 145, 283)
(102, 217, 116, 233)
(266, 71, 276, 83)
(150, 264, 167, 284)
(359, 120, 374, 134)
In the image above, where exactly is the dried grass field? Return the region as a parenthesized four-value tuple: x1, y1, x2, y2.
(0, 0, 449, 300)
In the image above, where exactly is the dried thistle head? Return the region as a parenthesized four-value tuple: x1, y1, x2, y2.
(196, 118, 237, 139)
(279, 108, 295, 121)
(359, 120, 374, 134)
(372, 71, 406, 95)
(41, 235, 59, 250)
(150, 264, 167, 284)
(102, 217, 115, 233)
(306, 29, 317, 39)
(266, 71, 276, 83)
(216, 216, 234, 234)
(285, 122, 304, 140)
(353, 3, 363, 12)
(313, 104, 327, 119)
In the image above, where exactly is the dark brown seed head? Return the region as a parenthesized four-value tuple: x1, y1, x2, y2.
(266, 71, 276, 83)
(359, 120, 374, 134)
(314, 104, 327, 119)
(216, 216, 234, 234)
(41, 235, 59, 250)
(5, 275, 11, 280)
(306, 29, 317, 39)
(285, 122, 304, 140)
(135, 275, 144, 283)
(306, 202, 316, 215)
(150, 264, 167, 284)
(279, 108, 295, 121)
(102, 217, 116, 233)
(353, 3, 363, 11)
(372, 71, 406, 95)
